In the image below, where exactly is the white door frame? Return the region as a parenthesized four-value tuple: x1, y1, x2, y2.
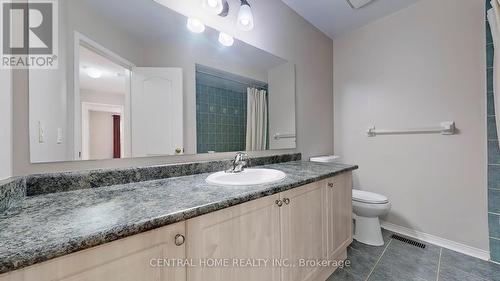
(73, 31, 135, 160)
(81, 102, 124, 160)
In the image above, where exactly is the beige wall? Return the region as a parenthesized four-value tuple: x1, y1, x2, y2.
(80, 90, 125, 106)
(268, 63, 296, 149)
(333, 0, 488, 251)
(89, 111, 115, 160)
(0, 69, 12, 180)
(12, 0, 333, 175)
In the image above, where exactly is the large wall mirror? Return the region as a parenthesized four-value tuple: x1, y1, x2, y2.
(29, 0, 296, 163)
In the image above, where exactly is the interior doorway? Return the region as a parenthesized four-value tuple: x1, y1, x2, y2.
(75, 32, 132, 160)
(74, 33, 133, 160)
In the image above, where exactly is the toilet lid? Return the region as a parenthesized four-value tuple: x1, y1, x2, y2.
(352, 189, 389, 204)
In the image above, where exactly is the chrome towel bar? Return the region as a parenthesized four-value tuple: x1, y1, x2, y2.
(274, 133, 296, 140)
(367, 121, 456, 137)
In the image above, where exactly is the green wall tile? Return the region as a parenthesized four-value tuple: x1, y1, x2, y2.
(487, 43, 494, 68)
(489, 213, 500, 239)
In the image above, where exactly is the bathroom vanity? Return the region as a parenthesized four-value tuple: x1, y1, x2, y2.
(0, 157, 357, 281)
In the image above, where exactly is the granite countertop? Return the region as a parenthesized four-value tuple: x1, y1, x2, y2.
(0, 161, 357, 274)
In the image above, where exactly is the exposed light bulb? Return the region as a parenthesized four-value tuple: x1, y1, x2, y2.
(218, 32, 234, 47)
(241, 18, 250, 26)
(85, 67, 102, 79)
(202, 0, 225, 15)
(207, 0, 218, 8)
(237, 1, 254, 31)
(187, 18, 205, 33)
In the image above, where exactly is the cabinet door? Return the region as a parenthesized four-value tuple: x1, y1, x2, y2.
(326, 172, 353, 260)
(186, 194, 281, 281)
(280, 182, 327, 281)
(0, 222, 186, 281)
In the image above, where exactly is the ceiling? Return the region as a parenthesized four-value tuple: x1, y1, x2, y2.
(281, 0, 421, 39)
(79, 45, 128, 94)
(83, 0, 286, 72)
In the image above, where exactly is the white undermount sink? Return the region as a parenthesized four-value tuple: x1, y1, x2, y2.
(206, 168, 287, 186)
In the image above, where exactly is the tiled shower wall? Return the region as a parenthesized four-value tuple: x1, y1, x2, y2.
(486, 0, 500, 262)
(196, 83, 247, 153)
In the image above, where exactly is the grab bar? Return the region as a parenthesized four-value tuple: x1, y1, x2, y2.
(367, 121, 456, 137)
(274, 133, 296, 140)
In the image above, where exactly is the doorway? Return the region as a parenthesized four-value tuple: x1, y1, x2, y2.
(74, 32, 133, 160)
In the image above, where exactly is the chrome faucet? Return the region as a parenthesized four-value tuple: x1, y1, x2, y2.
(226, 152, 249, 173)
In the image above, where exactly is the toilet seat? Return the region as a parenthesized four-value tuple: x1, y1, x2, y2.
(352, 189, 388, 204)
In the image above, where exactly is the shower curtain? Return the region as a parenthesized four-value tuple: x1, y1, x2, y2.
(488, 0, 500, 147)
(246, 87, 268, 151)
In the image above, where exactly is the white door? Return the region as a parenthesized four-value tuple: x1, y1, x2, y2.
(131, 67, 183, 157)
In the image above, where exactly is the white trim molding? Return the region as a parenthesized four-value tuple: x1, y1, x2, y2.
(381, 221, 491, 261)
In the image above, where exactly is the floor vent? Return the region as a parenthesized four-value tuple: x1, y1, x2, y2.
(391, 234, 426, 249)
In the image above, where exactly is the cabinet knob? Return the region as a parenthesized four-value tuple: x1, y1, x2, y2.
(174, 234, 185, 246)
(283, 198, 290, 205)
(276, 200, 283, 207)
(328, 183, 334, 188)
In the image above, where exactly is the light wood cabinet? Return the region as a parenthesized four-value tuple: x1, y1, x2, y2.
(187, 173, 353, 281)
(186, 194, 281, 281)
(0, 222, 186, 281)
(279, 181, 327, 281)
(326, 173, 353, 260)
(0, 172, 353, 281)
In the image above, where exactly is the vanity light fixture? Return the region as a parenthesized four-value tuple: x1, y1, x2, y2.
(85, 67, 103, 79)
(237, 0, 254, 31)
(202, 0, 229, 17)
(187, 18, 206, 33)
(218, 32, 234, 47)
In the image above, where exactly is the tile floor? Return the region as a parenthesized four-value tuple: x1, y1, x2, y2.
(328, 230, 500, 281)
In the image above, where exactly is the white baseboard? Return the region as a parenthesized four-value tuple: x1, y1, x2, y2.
(381, 221, 491, 261)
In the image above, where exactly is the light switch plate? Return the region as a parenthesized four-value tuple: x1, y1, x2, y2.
(38, 122, 45, 143)
(57, 128, 63, 144)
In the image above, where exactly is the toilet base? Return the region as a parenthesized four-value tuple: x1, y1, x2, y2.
(353, 215, 384, 246)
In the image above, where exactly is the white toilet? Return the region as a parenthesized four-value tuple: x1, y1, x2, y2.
(352, 189, 391, 246)
(309, 156, 391, 246)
